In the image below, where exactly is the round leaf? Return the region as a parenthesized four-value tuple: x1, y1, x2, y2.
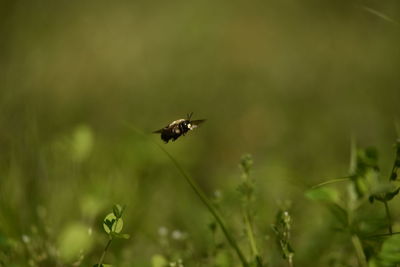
(103, 213, 123, 234)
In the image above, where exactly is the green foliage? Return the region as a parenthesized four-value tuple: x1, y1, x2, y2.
(305, 187, 340, 203)
(240, 154, 253, 177)
(307, 140, 400, 266)
(237, 154, 263, 266)
(237, 154, 255, 200)
(376, 234, 400, 267)
(351, 147, 380, 198)
(95, 204, 130, 267)
(1, 0, 400, 265)
(271, 206, 294, 267)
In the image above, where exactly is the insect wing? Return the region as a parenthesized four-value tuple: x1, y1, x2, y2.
(189, 119, 206, 129)
(191, 119, 206, 126)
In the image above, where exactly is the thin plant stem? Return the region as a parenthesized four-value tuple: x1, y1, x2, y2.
(123, 124, 249, 266)
(97, 210, 122, 266)
(97, 238, 112, 267)
(310, 177, 351, 189)
(383, 201, 393, 235)
(243, 209, 262, 266)
(241, 167, 263, 266)
(368, 231, 400, 238)
(157, 143, 249, 267)
(351, 234, 368, 267)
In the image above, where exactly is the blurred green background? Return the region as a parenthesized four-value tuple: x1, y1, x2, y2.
(1, 0, 400, 266)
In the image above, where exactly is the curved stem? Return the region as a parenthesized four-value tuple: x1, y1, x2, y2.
(310, 177, 350, 190)
(124, 123, 250, 266)
(158, 143, 249, 266)
(97, 237, 112, 267)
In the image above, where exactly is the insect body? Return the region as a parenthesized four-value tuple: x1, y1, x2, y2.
(153, 113, 205, 143)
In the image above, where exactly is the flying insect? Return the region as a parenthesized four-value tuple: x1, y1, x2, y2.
(153, 113, 205, 143)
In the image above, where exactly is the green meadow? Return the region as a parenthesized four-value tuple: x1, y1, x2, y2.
(1, 1, 400, 266)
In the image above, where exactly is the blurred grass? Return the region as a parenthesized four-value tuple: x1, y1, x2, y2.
(1, 0, 400, 266)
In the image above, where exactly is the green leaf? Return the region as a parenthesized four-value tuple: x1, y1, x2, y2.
(378, 234, 400, 266)
(104, 218, 115, 232)
(112, 204, 125, 218)
(370, 181, 395, 196)
(93, 264, 113, 267)
(111, 232, 130, 239)
(112, 206, 120, 218)
(305, 187, 339, 203)
(103, 213, 123, 234)
(385, 187, 400, 201)
(370, 184, 400, 202)
(355, 147, 379, 177)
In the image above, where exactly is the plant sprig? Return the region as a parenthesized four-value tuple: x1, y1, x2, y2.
(94, 204, 130, 267)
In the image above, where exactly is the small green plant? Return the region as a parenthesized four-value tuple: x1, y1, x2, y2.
(306, 139, 400, 266)
(152, 153, 271, 266)
(156, 144, 249, 266)
(237, 154, 263, 266)
(94, 204, 130, 267)
(271, 204, 294, 267)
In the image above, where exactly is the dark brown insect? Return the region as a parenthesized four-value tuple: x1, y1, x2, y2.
(153, 113, 206, 143)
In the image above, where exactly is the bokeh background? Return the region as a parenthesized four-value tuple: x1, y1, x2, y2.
(1, 0, 399, 266)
